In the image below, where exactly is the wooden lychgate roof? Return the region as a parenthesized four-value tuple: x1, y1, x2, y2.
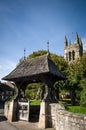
(2, 54, 65, 83)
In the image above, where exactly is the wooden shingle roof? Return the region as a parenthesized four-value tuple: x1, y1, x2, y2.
(2, 54, 65, 82)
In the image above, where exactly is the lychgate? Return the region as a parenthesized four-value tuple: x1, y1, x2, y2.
(3, 54, 65, 128)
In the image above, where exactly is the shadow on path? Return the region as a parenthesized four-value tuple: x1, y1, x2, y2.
(29, 105, 40, 122)
(0, 115, 7, 122)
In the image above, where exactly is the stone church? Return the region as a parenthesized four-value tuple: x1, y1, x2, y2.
(64, 33, 83, 62)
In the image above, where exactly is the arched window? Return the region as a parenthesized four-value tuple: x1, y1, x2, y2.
(69, 52, 71, 61)
(66, 53, 68, 61)
(72, 51, 75, 60)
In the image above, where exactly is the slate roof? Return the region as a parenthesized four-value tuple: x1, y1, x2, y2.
(2, 54, 65, 82)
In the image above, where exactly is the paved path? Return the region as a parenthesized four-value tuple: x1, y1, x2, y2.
(0, 104, 55, 130)
(0, 115, 55, 130)
(0, 121, 19, 130)
(0, 116, 19, 130)
(11, 121, 55, 130)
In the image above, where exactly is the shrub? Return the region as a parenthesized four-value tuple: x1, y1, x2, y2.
(80, 89, 86, 107)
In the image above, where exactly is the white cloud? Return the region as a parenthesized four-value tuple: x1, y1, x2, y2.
(0, 59, 16, 81)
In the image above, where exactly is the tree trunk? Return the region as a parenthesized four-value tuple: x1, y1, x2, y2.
(70, 88, 76, 105)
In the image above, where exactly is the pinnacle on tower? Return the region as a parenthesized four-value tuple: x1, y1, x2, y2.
(75, 32, 79, 44)
(64, 36, 68, 47)
(79, 38, 83, 46)
(69, 40, 71, 45)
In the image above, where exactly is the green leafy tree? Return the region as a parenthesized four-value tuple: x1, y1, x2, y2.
(80, 78, 86, 107)
(27, 50, 47, 59)
(66, 60, 82, 105)
(79, 54, 86, 107)
(25, 83, 44, 100)
(50, 53, 68, 72)
(65, 52, 86, 105)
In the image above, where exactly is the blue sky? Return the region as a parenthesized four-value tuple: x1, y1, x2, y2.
(0, 0, 86, 80)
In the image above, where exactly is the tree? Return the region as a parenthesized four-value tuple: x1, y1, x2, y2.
(66, 59, 83, 105)
(27, 50, 47, 59)
(80, 78, 86, 107)
(79, 53, 86, 107)
(25, 83, 43, 100)
(65, 52, 86, 105)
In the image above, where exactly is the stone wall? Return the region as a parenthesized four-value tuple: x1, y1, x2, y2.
(4, 101, 86, 130)
(50, 103, 86, 130)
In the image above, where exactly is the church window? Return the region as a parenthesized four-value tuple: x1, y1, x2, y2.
(69, 52, 71, 61)
(66, 53, 68, 61)
(72, 51, 75, 60)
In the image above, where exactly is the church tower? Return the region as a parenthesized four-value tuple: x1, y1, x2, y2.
(64, 33, 83, 62)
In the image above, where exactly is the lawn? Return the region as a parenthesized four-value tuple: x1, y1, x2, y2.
(66, 105, 86, 114)
(30, 99, 86, 115)
(30, 99, 41, 106)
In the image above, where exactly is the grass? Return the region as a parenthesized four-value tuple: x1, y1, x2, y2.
(30, 99, 86, 115)
(65, 105, 86, 114)
(59, 98, 86, 115)
(30, 99, 41, 106)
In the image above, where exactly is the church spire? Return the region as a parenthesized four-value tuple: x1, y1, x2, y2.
(64, 36, 68, 48)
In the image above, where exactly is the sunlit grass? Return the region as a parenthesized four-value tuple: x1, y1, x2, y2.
(66, 105, 86, 114)
(30, 99, 41, 106)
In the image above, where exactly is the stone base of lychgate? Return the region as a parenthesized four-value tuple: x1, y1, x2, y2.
(38, 101, 52, 129)
(4, 100, 18, 122)
(4, 99, 30, 122)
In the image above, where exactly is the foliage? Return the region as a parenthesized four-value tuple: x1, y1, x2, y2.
(80, 78, 86, 107)
(80, 90, 86, 107)
(25, 83, 44, 100)
(54, 81, 66, 100)
(50, 53, 68, 72)
(27, 50, 47, 59)
(65, 58, 85, 105)
(25, 84, 38, 99)
(61, 54, 86, 106)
